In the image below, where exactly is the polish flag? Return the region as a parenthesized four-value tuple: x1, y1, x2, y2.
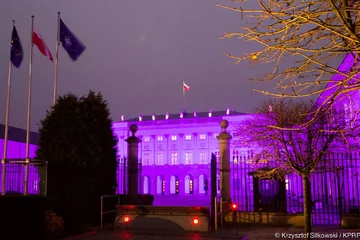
(183, 82, 190, 91)
(32, 27, 53, 62)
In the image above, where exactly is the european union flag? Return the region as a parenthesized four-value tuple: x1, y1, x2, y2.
(10, 26, 23, 68)
(59, 19, 86, 61)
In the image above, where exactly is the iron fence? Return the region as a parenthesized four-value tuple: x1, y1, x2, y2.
(230, 151, 360, 225)
(0, 159, 47, 195)
(116, 157, 142, 194)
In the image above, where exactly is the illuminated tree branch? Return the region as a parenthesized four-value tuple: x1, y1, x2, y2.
(234, 99, 360, 236)
(217, 0, 360, 113)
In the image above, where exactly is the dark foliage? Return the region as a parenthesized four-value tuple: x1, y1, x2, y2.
(36, 91, 118, 231)
(0, 196, 46, 239)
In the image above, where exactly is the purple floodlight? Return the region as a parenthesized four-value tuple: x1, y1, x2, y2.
(152, 113, 155, 121)
(180, 112, 184, 118)
(194, 110, 197, 117)
(139, 115, 142, 121)
(121, 114, 125, 121)
(165, 112, 169, 119)
(226, 107, 230, 115)
(208, 110, 212, 117)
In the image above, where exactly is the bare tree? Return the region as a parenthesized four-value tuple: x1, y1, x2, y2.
(236, 99, 358, 236)
(217, 0, 360, 115)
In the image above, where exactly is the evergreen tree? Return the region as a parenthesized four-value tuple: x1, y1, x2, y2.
(36, 90, 118, 230)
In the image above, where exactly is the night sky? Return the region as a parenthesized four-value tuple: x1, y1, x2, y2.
(0, 0, 333, 131)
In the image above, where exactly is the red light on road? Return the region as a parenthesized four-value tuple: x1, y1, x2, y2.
(232, 204, 237, 209)
(124, 216, 130, 222)
(192, 218, 199, 225)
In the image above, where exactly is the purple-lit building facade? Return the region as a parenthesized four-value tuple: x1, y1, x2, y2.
(114, 106, 359, 209)
(114, 109, 249, 206)
(114, 105, 360, 225)
(0, 124, 39, 194)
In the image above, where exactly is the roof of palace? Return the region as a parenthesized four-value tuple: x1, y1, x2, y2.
(0, 124, 39, 144)
(124, 110, 247, 122)
(316, 53, 359, 107)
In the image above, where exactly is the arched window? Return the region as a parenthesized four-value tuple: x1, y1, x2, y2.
(185, 175, 193, 194)
(199, 174, 207, 194)
(156, 176, 164, 194)
(143, 176, 150, 194)
(170, 175, 177, 194)
(175, 179, 179, 194)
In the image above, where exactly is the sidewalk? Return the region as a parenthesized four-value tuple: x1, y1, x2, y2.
(62, 225, 360, 240)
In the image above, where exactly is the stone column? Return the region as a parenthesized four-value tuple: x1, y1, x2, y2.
(164, 134, 169, 165)
(137, 135, 143, 194)
(216, 120, 232, 207)
(179, 133, 184, 164)
(207, 132, 212, 159)
(125, 124, 142, 204)
(193, 133, 198, 164)
(120, 136, 125, 158)
(138, 135, 143, 165)
(151, 135, 156, 165)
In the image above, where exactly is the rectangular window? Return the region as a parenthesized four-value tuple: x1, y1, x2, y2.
(344, 103, 353, 125)
(143, 153, 150, 166)
(285, 178, 290, 191)
(185, 135, 192, 140)
(144, 137, 150, 142)
(185, 152, 192, 165)
(171, 152, 178, 165)
(33, 180, 38, 192)
(214, 151, 220, 162)
(157, 152, 163, 165)
(157, 136, 163, 141)
(199, 152, 207, 164)
(199, 134, 206, 140)
(171, 135, 177, 141)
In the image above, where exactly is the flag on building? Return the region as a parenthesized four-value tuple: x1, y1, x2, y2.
(183, 82, 190, 91)
(32, 27, 53, 62)
(10, 26, 23, 68)
(59, 19, 86, 61)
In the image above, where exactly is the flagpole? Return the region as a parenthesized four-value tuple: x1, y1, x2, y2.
(2, 20, 16, 195)
(24, 15, 34, 195)
(182, 81, 185, 112)
(53, 12, 60, 105)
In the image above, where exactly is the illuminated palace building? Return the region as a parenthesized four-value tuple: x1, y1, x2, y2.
(113, 108, 248, 207)
(114, 107, 360, 223)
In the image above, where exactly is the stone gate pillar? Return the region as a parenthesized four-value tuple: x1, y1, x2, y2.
(125, 124, 142, 203)
(216, 120, 232, 207)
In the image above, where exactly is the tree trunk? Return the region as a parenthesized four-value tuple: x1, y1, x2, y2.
(302, 175, 312, 238)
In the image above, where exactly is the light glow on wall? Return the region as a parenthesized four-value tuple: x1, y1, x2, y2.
(165, 112, 169, 119)
(121, 115, 125, 121)
(139, 115, 142, 121)
(152, 114, 155, 121)
(180, 112, 183, 118)
(208, 110, 212, 117)
(194, 110, 197, 117)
